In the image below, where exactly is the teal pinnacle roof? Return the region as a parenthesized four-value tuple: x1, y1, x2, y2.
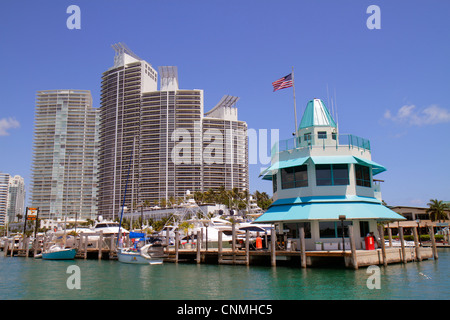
(299, 98, 337, 129)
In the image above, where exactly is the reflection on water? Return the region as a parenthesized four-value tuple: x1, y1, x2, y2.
(0, 249, 449, 300)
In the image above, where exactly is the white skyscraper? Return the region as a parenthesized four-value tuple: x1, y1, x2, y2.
(7, 175, 26, 223)
(31, 90, 99, 219)
(98, 43, 248, 218)
(0, 173, 10, 226)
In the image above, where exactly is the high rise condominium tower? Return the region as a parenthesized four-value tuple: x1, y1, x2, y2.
(98, 43, 248, 218)
(0, 173, 26, 226)
(0, 173, 10, 226)
(7, 175, 26, 223)
(31, 90, 99, 219)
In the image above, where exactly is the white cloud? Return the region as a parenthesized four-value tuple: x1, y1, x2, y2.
(0, 117, 20, 136)
(384, 104, 450, 126)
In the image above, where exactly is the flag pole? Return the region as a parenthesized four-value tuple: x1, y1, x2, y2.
(292, 66, 298, 137)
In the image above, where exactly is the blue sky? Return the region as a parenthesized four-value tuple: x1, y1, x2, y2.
(0, 0, 449, 207)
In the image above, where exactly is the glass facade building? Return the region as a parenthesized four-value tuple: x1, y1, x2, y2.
(31, 90, 99, 219)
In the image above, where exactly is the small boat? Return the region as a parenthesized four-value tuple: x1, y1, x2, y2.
(42, 245, 77, 260)
(117, 242, 165, 265)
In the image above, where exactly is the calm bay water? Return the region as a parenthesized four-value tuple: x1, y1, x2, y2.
(0, 249, 449, 300)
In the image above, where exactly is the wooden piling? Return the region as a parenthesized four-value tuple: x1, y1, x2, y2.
(84, 234, 88, 260)
(165, 228, 170, 253)
(387, 228, 393, 247)
(231, 222, 236, 253)
(399, 226, 407, 263)
(348, 225, 358, 270)
(218, 231, 223, 263)
(412, 227, 421, 262)
(270, 227, 276, 267)
(429, 226, 438, 260)
(175, 231, 179, 263)
(196, 231, 201, 264)
(245, 230, 250, 266)
(25, 237, 30, 258)
(299, 227, 306, 268)
(98, 231, 103, 260)
(4, 240, 9, 256)
(378, 225, 387, 266)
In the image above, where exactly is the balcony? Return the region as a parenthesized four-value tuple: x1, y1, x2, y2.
(272, 133, 371, 158)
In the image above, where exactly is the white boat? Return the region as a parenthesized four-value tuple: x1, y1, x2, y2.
(92, 220, 129, 236)
(117, 242, 165, 265)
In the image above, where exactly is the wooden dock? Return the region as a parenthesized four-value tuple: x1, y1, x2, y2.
(1, 225, 443, 269)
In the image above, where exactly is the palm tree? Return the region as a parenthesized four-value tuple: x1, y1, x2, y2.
(426, 199, 449, 223)
(254, 190, 272, 210)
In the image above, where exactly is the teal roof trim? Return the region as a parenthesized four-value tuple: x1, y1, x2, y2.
(254, 201, 406, 223)
(271, 195, 382, 206)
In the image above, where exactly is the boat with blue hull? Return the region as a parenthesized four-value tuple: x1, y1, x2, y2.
(41, 245, 77, 260)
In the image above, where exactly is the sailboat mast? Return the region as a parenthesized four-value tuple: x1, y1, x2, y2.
(117, 139, 134, 247)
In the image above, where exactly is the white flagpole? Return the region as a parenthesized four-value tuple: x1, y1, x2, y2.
(292, 66, 298, 137)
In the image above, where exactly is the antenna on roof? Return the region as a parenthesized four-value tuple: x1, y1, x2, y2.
(111, 42, 141, 61)
(327, 84, 335, 122)
(334, 87, 339, 134)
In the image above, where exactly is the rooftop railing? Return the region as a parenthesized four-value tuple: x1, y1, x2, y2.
(271, 133, 371, 158)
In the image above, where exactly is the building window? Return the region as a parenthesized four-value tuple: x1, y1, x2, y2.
(359, 221, 370, 237)
(304, 133, 311, 142)
(318, 131, 327, 139)
(316, 164, 349, 186)
(284, 222, 312, 239)
(281, 165, 308, 189)
(319, 221, 353, 238)
(272, 173, 278, 193)
(355, 164, 371, 187)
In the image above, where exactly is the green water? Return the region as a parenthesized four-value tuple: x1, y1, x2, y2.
(0, 249, 449, 300)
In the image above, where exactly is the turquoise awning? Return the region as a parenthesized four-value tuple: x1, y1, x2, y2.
(254, 200, 406, 223)
(259, 157, 309, 180)
(354, 157, 386, 175)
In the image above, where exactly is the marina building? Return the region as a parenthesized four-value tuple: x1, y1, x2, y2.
(256, 98, 405, 250)
(31, 90, 99, 220)
(99, 43, 248, 218)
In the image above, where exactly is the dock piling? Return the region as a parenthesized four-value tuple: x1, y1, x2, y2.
(429, 226, 438, 260)
(378, 225, 387, 266)
(348, 225, 358, 270)
(270, 227, 276, 267)
(196, 231, 201, 264)
(412, 227, 421, 262)
(399, 226, 407, 263)
(175, 231, 179, 263)
(245, 230, 250, 266)
(299, 226, 306, 268)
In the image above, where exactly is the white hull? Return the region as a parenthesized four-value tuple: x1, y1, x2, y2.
(117, 244, 164, 265)
(117, 251, 163, 264)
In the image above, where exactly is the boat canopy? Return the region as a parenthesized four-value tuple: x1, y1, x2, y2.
(129, 232, 146, 239)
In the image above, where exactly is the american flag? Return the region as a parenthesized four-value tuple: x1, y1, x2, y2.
(272, 73, 293, 92)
